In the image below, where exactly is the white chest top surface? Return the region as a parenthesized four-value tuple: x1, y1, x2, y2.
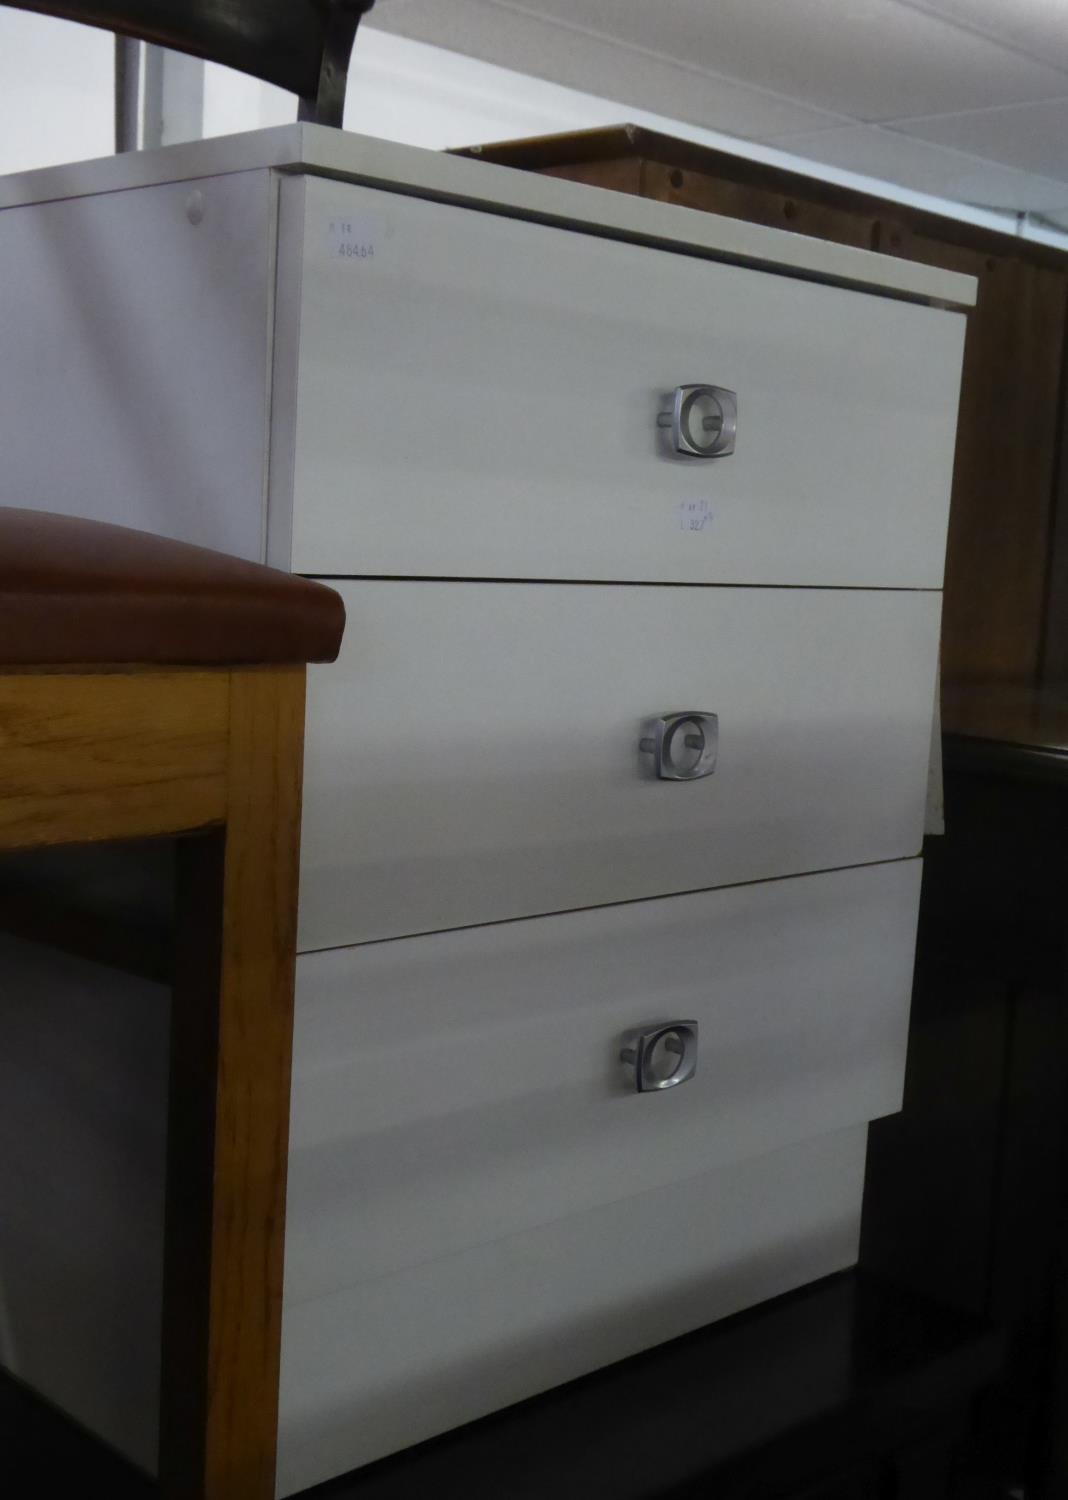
(0, 122, 976, 309)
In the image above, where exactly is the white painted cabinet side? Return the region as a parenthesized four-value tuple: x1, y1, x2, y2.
(0, 935, 167, 1474)
(0, 169, 274, 558)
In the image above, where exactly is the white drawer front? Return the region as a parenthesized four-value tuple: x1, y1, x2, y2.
(286, 860, 918, 1305)
(278, 176, 964, 586)
(299, 581, 939, 950)
(278, 1126, 867, 1494)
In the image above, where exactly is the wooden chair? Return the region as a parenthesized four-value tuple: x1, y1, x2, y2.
(0, 508, 345, 1499)
(7, 0, 377, 125)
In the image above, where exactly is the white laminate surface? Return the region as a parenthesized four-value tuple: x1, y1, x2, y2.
(287, 860, 919, 1302)
(0, 124, 976, 306)
(299, 580, 941, 949)
(277, 1124, 868, 1494)
(279, 175, 965, 587)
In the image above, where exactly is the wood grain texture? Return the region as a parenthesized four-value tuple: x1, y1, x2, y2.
(875, 222, 1067, 684)
(0, 672, 227, 848)
(640, 157, 876, 250)
(457, 124, 1068, 270)
(1040, 330, 1068, 685)
(941, 682, 1068, 752)
(160, 666, 306, 1500)
(536, 155, 642, 196)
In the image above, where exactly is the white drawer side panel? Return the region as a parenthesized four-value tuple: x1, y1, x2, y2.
(0, 936, 167, 1473)
(0, 172, 273, 559)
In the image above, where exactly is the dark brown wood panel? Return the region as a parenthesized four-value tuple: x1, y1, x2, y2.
(1041, 340, 1068, 684)
(461, 125, 1068, 271)
(540, 156, 643, 196)
(876, 222, 1067, 683)
(640, 156, 877, 250)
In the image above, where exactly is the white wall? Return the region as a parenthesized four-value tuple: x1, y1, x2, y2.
(0, 12, 112, 176)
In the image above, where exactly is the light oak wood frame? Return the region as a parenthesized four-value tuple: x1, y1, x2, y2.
(0, 664, 307, 1500)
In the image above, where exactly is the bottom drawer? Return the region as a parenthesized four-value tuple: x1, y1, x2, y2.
(278, 1125, 868, 1494)
(278, 859, 919, 1490)
(285, 859, 920, 1301)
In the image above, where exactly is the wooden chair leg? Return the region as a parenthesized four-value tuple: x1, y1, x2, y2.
(159, 669, 307, 1500)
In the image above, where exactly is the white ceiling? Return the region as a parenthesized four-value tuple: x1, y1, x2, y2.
(370, 0, 1068, 222)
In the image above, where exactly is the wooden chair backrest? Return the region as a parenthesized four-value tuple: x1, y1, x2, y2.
(6, 0, 376, 125)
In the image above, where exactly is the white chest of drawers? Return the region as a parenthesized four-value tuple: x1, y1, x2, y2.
(0, 125, 972, 1495)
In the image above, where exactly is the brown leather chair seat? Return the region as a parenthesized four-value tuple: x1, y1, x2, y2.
(0, 509, 344, 667)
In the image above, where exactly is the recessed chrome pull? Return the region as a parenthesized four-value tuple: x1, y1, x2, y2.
(658, 384, 737, 457)
(640, 711, 718, 781)
(621, 1021, 699, 1092)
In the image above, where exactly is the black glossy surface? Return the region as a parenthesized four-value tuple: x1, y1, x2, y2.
(2, 1268, 1000, 1498)
(8, 1, 376, 124)
(862, 752, 1068, 1496)
(943, 733, 1068, 787)
(304, 1270, 999, 1500)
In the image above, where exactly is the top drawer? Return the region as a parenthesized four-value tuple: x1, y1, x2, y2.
(275, 175, 965, 586)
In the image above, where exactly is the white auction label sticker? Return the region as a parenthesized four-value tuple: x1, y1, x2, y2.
(326, 213, 383, 263)
(678, 499, 714, 532)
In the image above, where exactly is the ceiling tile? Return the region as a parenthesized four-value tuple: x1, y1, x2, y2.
(896, 0, 1068, 73)
(767, 121, 1068, 209)
(370, 0, 853, 139)
(372, 0, 1068, 215)
(891, 97, 1068, 182)
(445, 0, 1068, 119)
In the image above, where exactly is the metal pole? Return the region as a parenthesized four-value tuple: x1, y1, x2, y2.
(114, 34, 141, 152)
(142, 45, 205, 150)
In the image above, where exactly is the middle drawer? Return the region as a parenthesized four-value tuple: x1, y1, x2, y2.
(299, 580, 940, 951)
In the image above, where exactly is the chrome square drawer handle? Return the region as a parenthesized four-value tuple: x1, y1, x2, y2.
(640, 711, 718, 781)
(621, 1021, 699, 1092)
(657, 384, 737, 457)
